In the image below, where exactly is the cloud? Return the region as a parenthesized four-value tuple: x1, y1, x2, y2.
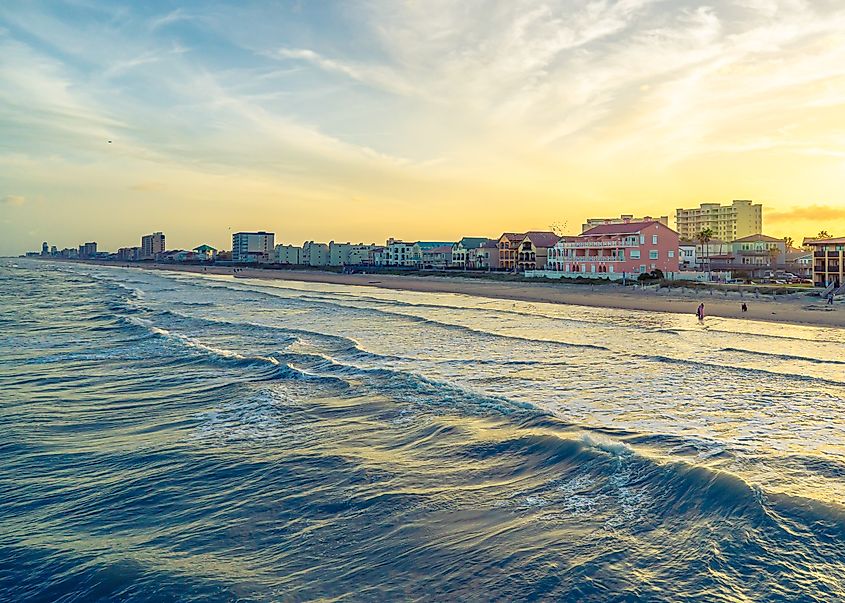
(129, 181, 166, 192)
(1, 195, 26, 206)
(768, 205, 845, 223)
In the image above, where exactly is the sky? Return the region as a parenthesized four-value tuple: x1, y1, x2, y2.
(2, 0, 845, 255)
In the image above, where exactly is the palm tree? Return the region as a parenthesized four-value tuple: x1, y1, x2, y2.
(697, 228, 714, 280)
(783, 236, 794, 250)
(817, 230, 833, 240)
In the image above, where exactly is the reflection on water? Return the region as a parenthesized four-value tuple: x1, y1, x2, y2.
(2, 259, 845, 602)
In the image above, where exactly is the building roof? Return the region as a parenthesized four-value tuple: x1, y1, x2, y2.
(581, 220, 663, 236)
(193, 244, 217, 252)
(522, 231, 561, 247)
(424, 245, 453, 254)
(456, 237, 489, 249)
(804, 237, 845, 246)
(416, 241, 454, 250)
(498, 232, 525, 242)
(732, 233, 784, 243)
(480, 239, 498, 248)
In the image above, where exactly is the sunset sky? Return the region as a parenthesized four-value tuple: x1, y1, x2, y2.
(2, 0, 845, 255)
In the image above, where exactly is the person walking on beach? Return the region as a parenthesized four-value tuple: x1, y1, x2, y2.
(741, 302, 747, 313)
(696, 303, 705, 321)
(828, 292, 835, 306)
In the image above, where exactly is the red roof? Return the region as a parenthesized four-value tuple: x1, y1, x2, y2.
(522, 231, 560, 247)
(425, 245, 453, 254)
(805, 237, 845, 245)
(581, 220, 662, 236)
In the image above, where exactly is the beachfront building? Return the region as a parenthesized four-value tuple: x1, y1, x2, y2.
(546, 220, 679, 276)
(117, 247, 140, 261)
(383, 239, 416, 267)
(232, 231, 274, 263)
(140, 232, 165, 260)
(79, 242, 97, 258)
(469, 239, 499, 270)
(497, 232, 559, 271)
(679, 243, 697, 270)
(348, 244, 380, 266)
(192, 245, 217, 261)
(675, 200, 762, 242)
(804, 237, 845, 287)
(730, 234, 786, 268)
(302, 241, 330, 267)
(582, 215, 668, 233)
(328, 242, 352, 266)
(275, 244, 301, 265)
(421, 245, 453, 269)
(413, 241, 455, 267)
(451, 237, 489, 268)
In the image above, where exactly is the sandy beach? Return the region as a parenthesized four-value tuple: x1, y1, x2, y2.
(91, 262, 845, 328)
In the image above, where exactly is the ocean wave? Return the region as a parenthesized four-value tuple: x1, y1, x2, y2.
(719, 347, 845, 365)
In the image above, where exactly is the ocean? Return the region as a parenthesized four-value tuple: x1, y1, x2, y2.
(2, 259, 845, 602)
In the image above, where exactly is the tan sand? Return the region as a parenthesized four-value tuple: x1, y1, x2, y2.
(90, 262, 845, 328)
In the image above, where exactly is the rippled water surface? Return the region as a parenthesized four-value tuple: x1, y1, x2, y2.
(3, 259, 845, 601)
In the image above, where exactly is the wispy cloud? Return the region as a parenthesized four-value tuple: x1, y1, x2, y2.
(768, 205, 845, 223)
(1, 195, 25, 206)
(1, 0, 845, 253)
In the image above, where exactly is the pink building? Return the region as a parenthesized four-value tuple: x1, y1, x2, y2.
(547, 220, 680, 276)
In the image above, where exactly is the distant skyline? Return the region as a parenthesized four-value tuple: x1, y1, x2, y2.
(2, 0, 845, 255)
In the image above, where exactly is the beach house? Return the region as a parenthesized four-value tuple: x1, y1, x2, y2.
(546, 219, 679, 277)
(497, 232, 559, 271)
(421, 245, 453, 269)
(451, 237, 489, 268)
(469, 239, 499, 270)
(804, 236, 845, 287)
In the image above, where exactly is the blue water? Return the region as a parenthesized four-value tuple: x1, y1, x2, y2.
(3, 259, 845, 601)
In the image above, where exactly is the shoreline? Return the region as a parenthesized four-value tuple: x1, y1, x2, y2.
(60, 260, 844, 328)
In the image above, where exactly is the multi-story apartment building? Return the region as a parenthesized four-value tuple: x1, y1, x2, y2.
(232, 231, 274, 263)
(347, 244, 380, 266)
(275, 244, 301, 265)
(301, 241, 330, 266)
(140, 232, 165, 259)
(675, 200, 762, 241)
(383, 239, 416, 267)
(79, 242, 97, 258)
(547, 220, 679, 276)
(328, 241, 352, 266)
(413, 241, 454, 266)
(582, 215, 668, 233)
(497, 232, 559, 271)
(730, 234, 786, 267)
(117, 246, 140, 261)
(450, 237, 489, 268)
(804, 237, 845, 287)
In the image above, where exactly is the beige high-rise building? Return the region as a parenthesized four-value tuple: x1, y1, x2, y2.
(675, 200, 762, 242)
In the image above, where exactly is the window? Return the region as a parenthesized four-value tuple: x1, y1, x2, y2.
(649, 250, 658, 260)
(640, 235, 645, 244)
(652, 235, 658, 244)
(630, 249, 640, 259)
(669, 250, 675, 258)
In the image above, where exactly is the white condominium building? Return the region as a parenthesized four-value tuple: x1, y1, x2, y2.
(675, 200, 762, 242)
(232, 231, 274, 263)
